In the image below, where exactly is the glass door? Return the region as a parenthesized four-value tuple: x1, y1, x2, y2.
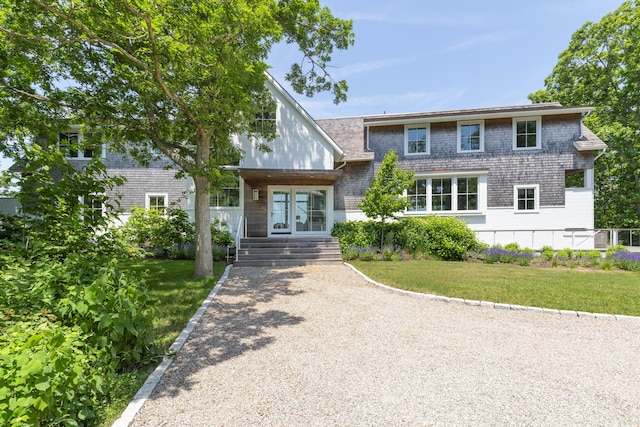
(270, 189, 291, 234)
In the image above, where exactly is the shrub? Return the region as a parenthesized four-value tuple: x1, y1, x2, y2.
(397, 217, 429, 255)
(342, 246, 361, 261)
(422, 216, 480, 261)
(483, 247, 533, 266)
(331, 221, 378, 252)
(358, 247, 378, 261)
(382, 245, 403, 261)
(504, 242, 521, 252)
(606, 244, 628, 258)
(610, 251, 640, 271)
(540, 245, 555, 260)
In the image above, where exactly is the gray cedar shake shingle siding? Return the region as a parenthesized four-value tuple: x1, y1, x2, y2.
(331, 111, 599, 211)
(104, 149, 186, 211)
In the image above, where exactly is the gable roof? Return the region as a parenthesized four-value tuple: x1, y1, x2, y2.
(265, 73, 344, 161)
(316, 117, 373, 162)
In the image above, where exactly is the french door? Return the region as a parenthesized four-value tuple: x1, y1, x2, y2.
(269, 186, 329, 236)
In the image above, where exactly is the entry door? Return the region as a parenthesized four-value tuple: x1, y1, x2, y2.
(270, 189, 291, 234)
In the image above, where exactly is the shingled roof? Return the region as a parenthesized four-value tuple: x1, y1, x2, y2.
(316, 117, 374, 162)
(574, 124, 607, 151)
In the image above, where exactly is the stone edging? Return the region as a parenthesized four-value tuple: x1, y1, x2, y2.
(343, 262, 640, 323)
(112, 264, 233, 427)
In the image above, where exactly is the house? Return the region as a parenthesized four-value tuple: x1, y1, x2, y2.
(4, 74, 606, 258)
(197, 74, 606, 253)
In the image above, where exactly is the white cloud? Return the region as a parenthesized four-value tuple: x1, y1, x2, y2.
(329, 56, 417, 79)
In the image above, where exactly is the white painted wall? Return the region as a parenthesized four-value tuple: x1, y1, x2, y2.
(335, 189, 597, 250)
(233, 81, 337, 170)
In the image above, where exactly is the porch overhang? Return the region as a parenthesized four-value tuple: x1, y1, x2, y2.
(238, 168, 343, 186)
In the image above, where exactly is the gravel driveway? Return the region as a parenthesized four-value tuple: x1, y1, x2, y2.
(129, 264, 640, 426)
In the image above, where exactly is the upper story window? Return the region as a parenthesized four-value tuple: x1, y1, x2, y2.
(513, 117, 541, 150)
(514, 185, 539, 212)
(458, 120, 484, 153)
(407, 175, 483, 213)
(211, 174, 240, 207)
(405, 124, 430, 155)
(59, 131, 103, 159)
(146, 193, 167, 214)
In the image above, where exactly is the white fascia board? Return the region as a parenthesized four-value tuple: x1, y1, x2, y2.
(364, 106, 594, 127)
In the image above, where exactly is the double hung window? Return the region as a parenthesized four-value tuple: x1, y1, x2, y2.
(405, 125, 429, 155)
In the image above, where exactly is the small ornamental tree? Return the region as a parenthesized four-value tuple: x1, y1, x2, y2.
(359, 150, 414, 247)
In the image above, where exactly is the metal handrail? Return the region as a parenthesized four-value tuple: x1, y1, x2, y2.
(235, 216, 244, 259)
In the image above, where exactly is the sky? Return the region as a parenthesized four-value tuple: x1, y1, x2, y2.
(0, 0, 625, 172)
(267, 0, 624, 119)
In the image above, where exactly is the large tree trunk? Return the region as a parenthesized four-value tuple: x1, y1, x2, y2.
(193, 133, 213, 278)
(193, 175, 213, 277)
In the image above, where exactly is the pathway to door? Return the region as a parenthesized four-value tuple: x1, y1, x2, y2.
(130, 264, 640, 426)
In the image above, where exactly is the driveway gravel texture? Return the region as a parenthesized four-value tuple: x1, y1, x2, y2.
(130, 264, 640, 426)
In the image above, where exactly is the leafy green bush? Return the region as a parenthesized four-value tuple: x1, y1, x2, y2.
(331, 221, 378, 252)
(0, 254, 157, 425)
(397, 217, 429, 255)
(606, 244, 628, 258)
(0, 321, 103, 426)
(540, 245, 555, 260)
(422, 216, 480, 261)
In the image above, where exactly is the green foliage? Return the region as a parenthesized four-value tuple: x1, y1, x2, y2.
(0, 321, 102, 427)
(397, 217, 429, 255)
(0, 0, 354, 277)
(0, 253, 156, 426)
(606, 244, 628, 258)
(331, 220, 378, 252)
(541, 245, 555, 261)
(359, 151, 414, 245)
(422, 216, 480, 261)
(530, 1, 640, 228)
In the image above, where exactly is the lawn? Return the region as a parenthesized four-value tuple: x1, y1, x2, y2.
(100, 259, 227, 425)
(350, 260, 640, 316)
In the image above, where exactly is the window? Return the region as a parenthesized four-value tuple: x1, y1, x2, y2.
(515, 185, 538, 211)
(513, 117, 541, 149)
(146, 193, 167, 213)
(458, 121, 484, 152)
(457, 177, 478, 210)
(59, 132, 98, 159)
(406, 175, 484, 213)
(82, 195, 103, 225)
(407, 179, 427, 212)
(405, 125, 429, 155)
(432, 178, 452, 211)
(210, 175, 240, 207)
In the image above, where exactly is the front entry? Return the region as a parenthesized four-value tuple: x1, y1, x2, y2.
(269, 186, 331, 236)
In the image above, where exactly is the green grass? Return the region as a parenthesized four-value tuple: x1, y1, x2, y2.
(350, 260, 640, 316)
(99, 259, 227, 426)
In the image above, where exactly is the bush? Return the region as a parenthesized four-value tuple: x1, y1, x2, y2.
(397, 217, 429, 255)
(331, 221, 378, 253)
(540, 245, 555, 261)
(422, 216, 480, 261)
(610, 251, 640, 271)
(0, 253, 157, 425)
(606, 244, 628, 258)
(483, 247, 533, 266)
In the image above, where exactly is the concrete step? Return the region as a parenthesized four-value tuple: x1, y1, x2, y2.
(235, 237, 343, 267)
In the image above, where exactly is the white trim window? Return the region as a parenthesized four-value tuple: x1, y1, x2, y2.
(458, 120, 484, 153)
(80, 194, 104, 225)
(210, 174, 240, 207)
(59, 131, 103, 159)
(406, 175, 484, 213)
(513, 117, 541, 150)
(514, 185, 539, 212)
(405, 124, 430, 155)
(146, 193, 168, 213)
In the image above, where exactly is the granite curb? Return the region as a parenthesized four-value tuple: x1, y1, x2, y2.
(111, 263, 233, 427)
(343, 262, 640, 323)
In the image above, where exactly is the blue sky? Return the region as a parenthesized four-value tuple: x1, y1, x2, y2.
(268, 0, 624, 119)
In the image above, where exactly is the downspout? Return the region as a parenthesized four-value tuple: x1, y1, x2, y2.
(335, 160, 347, 170)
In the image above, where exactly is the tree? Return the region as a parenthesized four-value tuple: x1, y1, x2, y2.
(359, 150, 414, 246)
(529, 0, 640, 228)
(0, 0, 354, 277)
